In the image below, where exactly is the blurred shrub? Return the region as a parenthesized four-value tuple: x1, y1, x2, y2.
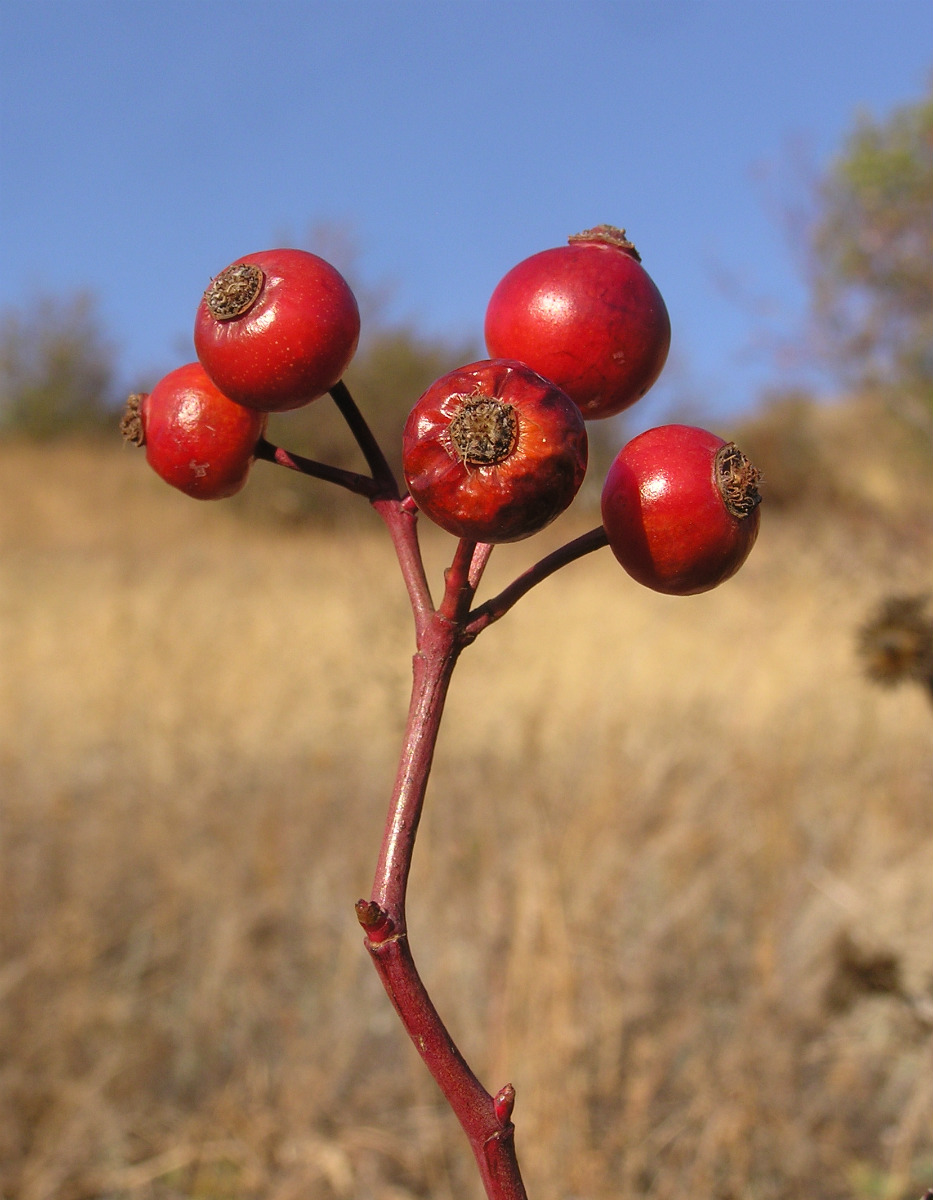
(735, 387, 933, 522)
(811, 81, 933, 423)
(0, 292, 117, 439)
(857, 593, 933, 703)
(734, 389, 832, 512)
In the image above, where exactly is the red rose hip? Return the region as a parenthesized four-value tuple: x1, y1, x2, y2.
(484, 225, 671, 420)
(402, 359, 588, 543)
(601, 424, 761, 595)
(194, 248, 360, 412)
(121, 362, 267, 499)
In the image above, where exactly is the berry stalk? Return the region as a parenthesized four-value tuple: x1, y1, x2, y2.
(359, 519, 528, 1199)
(253, 437, 382, 497)
(242, 384, 612, 1197)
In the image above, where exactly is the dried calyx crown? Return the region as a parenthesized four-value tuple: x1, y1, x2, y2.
(120, 393, 146, 447)
(204, 263, 265, 320)
(449, 395, 518, 466)
(568, 224, 641, 262)
(716, 442, 762, 519)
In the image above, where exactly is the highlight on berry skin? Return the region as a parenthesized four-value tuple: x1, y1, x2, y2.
(600, 424, 762, 596)
(484, 224, 671, 420)
(121, 362, 267, 500)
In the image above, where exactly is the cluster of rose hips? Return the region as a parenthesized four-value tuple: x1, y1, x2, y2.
(122, 227, 761, 595)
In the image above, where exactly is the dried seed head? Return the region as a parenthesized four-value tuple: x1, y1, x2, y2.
(716, 442, 762, 519)
(824, 931, 902, 1014)
(449, 396, 518, 466)
(204, 262, 264, 320)
(857, 594, 933, 687)
(120, 393, 146, 446)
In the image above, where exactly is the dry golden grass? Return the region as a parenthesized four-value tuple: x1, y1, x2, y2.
(1, 426, 932, 1200)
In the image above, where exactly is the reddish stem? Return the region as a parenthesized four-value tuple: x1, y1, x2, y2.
(360, 530, 528, 1198)
(374, 497, 434, 643)
(469, 541, 495, 590)
(329, 380, 400, 498)
(254, 437, 380, 497)
(467, 525, 609, 635)
(241, 383, 605, 1196)
(358, 519, 609, 1195)
(438, 537, 479, 623)
(290, 382, 615, 1197)
(369, 612, 461, 919)
(361, 922, 526, 1198)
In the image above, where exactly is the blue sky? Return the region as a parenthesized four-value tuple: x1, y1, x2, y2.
(1, 0, 931, 426)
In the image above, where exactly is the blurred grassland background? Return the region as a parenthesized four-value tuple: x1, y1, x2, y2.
(2, 84, 933, 1200)
(0, 395, 931, 1200)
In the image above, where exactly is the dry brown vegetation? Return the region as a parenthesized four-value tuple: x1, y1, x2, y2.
(1, 400, 932, 1200)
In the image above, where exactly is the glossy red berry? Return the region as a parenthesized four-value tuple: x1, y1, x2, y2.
(194, 248, 360, 412)
(121, 362, 266, 500)
(600, 424, 761, 595)
(484, 225, 671, 420)
(402, 359, 588, 543)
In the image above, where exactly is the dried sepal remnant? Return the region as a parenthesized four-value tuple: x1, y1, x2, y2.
(716, 442, 762, 519)
(449, 397, 518, 466)
(204, 262, 264, 320)
(857, 594, 933, 687)
(568, 223, 641, 260)
(120, 393, 146, 446)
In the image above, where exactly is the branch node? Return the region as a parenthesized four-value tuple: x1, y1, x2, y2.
(355, 898, 396, 943)
(493, 1082, 516, 1125)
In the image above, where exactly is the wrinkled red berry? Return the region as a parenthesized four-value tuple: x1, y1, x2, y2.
(402, 359, 588, 543)
(121, 362, 266, 499)
(194, 248, 360, 412)
(484, 225, 671, 420)
(600, 424, 761, 595)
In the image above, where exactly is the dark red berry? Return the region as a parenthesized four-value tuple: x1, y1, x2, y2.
(121, 362, 266, 499)
(484, 225, 671, 419)
(194, 248, 360, 412)
(600, 424, 761, 595)
(402, 359, 588, 543)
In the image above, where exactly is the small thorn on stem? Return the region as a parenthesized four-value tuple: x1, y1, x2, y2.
(355, 898, 396, 942)
(493, 1083, 516, 1125)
